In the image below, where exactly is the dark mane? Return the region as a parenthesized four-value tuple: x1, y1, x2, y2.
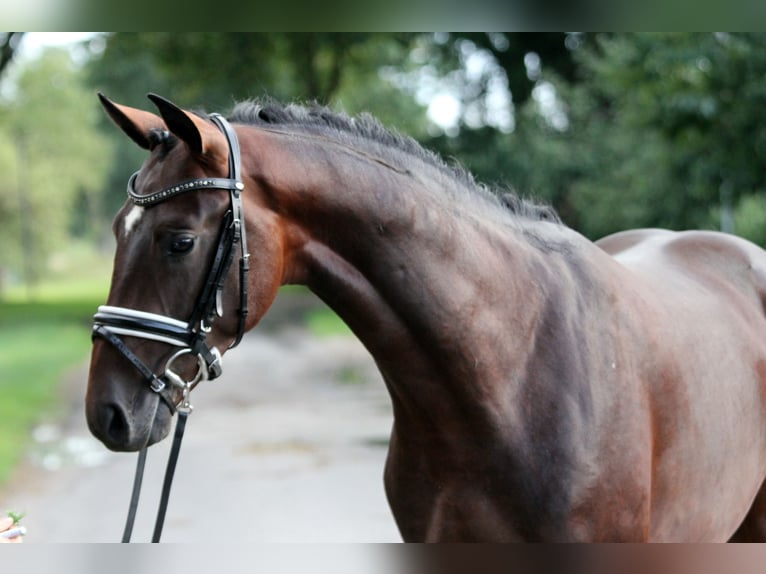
(229, 99, 560, 225)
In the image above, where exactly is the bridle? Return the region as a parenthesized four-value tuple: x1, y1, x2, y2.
(93, 113, 249, 405)
(91, 113, 250, 542)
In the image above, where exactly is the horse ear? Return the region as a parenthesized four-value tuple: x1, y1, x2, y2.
(147, 93, 228, 161)
(98, 93, 165, 150)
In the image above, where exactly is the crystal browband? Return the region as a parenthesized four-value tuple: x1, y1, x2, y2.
(127, 172, 245, 207)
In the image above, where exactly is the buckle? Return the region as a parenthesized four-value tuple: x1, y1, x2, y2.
(162, 348, 209, 412)
(149, 376, 166, 393)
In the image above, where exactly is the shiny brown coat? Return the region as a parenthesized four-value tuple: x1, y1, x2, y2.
(87, 95, 766, 541)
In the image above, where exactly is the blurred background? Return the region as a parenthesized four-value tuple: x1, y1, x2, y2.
(1, 32, 766, 541)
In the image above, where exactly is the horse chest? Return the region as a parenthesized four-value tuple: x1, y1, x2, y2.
(383, 424, 620, 542)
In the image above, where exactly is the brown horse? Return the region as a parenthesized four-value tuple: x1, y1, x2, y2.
(86, 93, 766, 542)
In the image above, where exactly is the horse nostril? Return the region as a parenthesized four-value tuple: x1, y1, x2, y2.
(101, 403, 131, 449)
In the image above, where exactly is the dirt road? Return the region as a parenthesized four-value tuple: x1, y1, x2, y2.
(0, 294, 401, 543)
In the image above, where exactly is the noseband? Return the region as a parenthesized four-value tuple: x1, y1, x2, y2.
(91, 113, 250, 542)
(92, 113, 250, 413)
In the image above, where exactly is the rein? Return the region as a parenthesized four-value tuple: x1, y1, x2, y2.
(92, 113, 249, 542)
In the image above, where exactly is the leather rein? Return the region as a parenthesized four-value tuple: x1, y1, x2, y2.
(91, 113, 250, 542)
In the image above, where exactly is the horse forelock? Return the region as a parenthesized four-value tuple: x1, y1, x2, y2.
(229, 99, 560, 227)
(148, 128, 177, 158)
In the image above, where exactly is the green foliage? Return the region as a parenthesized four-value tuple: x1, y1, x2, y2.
(563, 33, 766, 237)
(332, 35, 432, 138)
(0, 240, 110, 486)
(87, 33, 433, 219)
(6, 510, 25, 524)
(306, 307, 353, 338)
(0, 299, 99, 486)
(89, 33, 420, 108)
(0, 48, 112, 293)
(433, 33, 766, 243)
(3, 240, 111, 302)
(722, 194, 766, 247)
(0, 323, 85, 484)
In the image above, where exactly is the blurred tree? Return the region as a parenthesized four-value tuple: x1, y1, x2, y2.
(87, 33, 430, 218)
(539, 33, 766, 239)
(84, 33, 766, 246)
(0, 33, 24, 81)
(424, 33, 766, 244)
(89, 33, 422, 108)
(413, 32, 580, 108)
(0, 48, 111, 295)
(85, 33, 585, 215)
(390, 32, 590, 222)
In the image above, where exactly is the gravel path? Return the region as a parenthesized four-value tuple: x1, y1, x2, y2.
(0, 295, 401, 543)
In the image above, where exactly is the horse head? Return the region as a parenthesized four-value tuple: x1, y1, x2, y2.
(86, 94, 283, 451)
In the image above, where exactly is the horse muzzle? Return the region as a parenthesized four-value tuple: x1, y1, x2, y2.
(86, 386, 169, 451)
(89, 306, 222, 437)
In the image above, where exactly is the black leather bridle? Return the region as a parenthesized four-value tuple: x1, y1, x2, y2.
(91, 113, 250, 542)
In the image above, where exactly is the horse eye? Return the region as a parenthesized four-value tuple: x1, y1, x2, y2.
(169, 235, 196, 255)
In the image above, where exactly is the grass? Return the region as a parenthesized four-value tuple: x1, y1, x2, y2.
(0, 317, 92, 483)
(278, 285, 354, 338)
(305, 306, 353, 337)
(0, 243, 111, 486)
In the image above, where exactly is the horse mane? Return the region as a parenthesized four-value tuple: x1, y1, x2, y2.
(229, 99, 561, 225)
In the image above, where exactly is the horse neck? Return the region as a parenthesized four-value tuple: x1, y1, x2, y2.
(244, 126, 563, 417)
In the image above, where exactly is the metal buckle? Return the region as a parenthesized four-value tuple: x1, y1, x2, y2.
(163, 348, 208, 413)
(179, 382, 194, 414)
(149, 376, 166, 393)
